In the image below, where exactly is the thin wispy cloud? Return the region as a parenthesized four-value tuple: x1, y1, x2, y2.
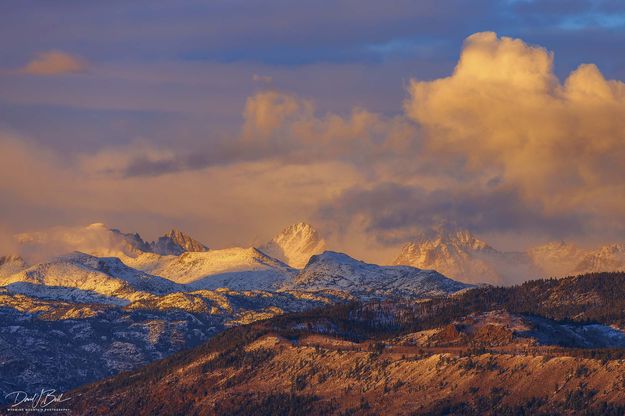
(19, 50, 89, 76)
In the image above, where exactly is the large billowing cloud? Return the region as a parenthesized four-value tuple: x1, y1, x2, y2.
(312, 31, 625, 255)
(2, 32, 625, 262)
(82, 90, 417, 178)
(402, 32, 625, 236)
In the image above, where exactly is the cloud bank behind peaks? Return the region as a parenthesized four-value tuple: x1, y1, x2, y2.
(402, 31, 625, 236)
(2, 32, 625, 261)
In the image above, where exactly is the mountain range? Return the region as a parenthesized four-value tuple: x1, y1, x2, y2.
(9, 222, 625, 289)
(0, 222, 469, 402)
(3, 223, 472, 299)
(65, 271, 625, 416)
(393, 228, 625, 284)
(4, 221, 625, 414)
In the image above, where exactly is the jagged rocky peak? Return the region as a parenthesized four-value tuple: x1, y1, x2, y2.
(527, 240, 587, 277)
(110, 228, 151, 253)
(150, 229, 208, 256)
(393, 227, 506, 285)
(445, 229, 492, 251)
(394, 227, 495, 265)
(14, 222, 209, 259)
(571, 243, 625, 275)
(529, 240, 581, 256)
(261, 222, 326, 269)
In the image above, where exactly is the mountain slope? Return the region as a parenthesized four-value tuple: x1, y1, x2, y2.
(129, 248, 297, 291)
(261, 222, 326, 268)
(66, 287, 625, 416)
(0, 288, 343, 402)
(0, 252, 181, 302)
(287, 251, 470, 298)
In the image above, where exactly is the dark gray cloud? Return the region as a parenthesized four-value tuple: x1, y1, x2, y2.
(317, 183, 590, 246)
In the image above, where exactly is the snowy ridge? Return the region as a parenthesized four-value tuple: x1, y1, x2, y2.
(393, 228, 533, 285)
(287, 251, 471, 298)
(128, 247, 297, 291)
(0, 252, 182, 302)
(14, 223, 209, 259)
(6, 222, 475, 298)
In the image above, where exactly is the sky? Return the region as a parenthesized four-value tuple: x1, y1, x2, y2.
(1, 0, 625, 262)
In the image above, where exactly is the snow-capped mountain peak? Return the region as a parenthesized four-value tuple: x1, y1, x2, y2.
(571, 243, 625, 275)
(304, 250, 356, 266)
(393, 228, 505, 285)
(260, 222, 326, 268)
(288, 250, 471, 298)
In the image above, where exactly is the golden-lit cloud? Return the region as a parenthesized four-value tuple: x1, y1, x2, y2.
(404, 31, 625, 232)
(76, 90, 417, 178)
(240, 90, 417, 165)
(20, 50, 89, 75)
